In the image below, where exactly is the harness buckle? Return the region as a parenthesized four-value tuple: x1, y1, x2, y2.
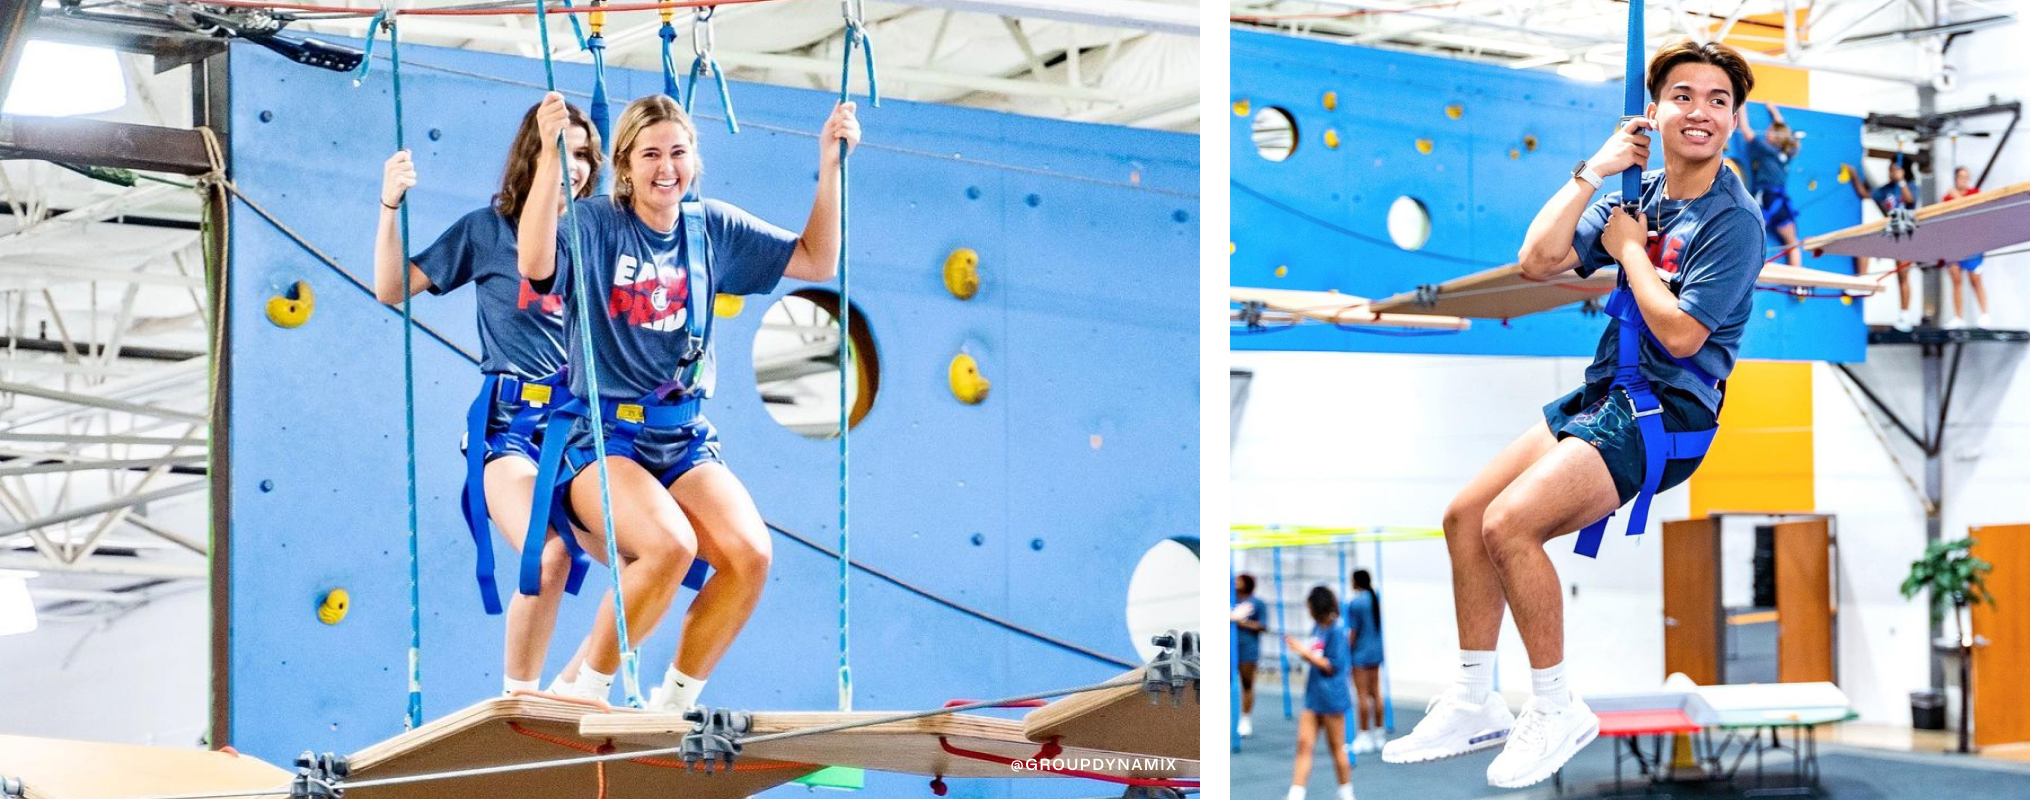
(519, 383, 554, 407)
(616, 403, 647, 424)
(1631, 405, 1663, 419)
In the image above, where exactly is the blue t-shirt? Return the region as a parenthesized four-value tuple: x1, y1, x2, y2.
(1872, 182, 1915, 213)
(1742, 135, 1789, 195)
(411, 207, 565, 379)
(1302, 622, 1353, 715)
(1344, 591, 1383, 667)
(546, 197, 798, 401)
(1573, 167, 1764, 412)
(1234, 596, 1267, 664)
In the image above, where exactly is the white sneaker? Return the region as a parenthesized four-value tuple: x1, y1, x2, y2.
(646, 686, 694, 717)
(1485, 696, 1600, 789)
(1237, 716, 1253, 738)
(1947, 316, 1967, 329)
(1979, 313, 1993, 328)
(549, 678, 608, 705)
(1365, 729, 1387, 752)
(1381, 689, 1516, 764)
(1895, 309, 1916, 332)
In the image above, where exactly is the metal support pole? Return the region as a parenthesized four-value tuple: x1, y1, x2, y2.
(1275, 545, 1293, 721)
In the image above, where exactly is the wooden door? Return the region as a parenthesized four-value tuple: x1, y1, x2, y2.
(1663, 517, 1722, 685)
(1774, 519, 1834, 683)
(1971, 524, 2030, 747)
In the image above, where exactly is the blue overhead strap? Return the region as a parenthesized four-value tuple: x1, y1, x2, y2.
(461, 372, 591, 615)
(1619, 0, 1644, 213)
(685, 7, 738, 133)
(659, 10, 682, 103)
(588, 36, 611, 150)
(1572, 280, 1721, 559)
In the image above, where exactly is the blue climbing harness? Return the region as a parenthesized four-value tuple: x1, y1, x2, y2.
(461, 370, 593, 614)
(518, 198, 715, 597)
(1571, 280, 1722, 559)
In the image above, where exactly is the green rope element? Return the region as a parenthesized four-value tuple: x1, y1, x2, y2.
(834, 0, 878, 715)
(379, 10, 425, 733)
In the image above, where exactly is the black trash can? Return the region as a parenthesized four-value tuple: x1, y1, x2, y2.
(1911, 690, 1947, 730)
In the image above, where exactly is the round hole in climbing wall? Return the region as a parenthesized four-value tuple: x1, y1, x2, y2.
(1126, 536, 1200, 662)
(751, 289, 879, 439)
(1386, 196, 1432, 251)
(1252, 107, 1298, 162)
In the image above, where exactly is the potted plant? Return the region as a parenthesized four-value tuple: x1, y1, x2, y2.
(1900, 537, 1995, 753)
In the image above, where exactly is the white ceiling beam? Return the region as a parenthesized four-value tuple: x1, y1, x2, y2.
(881, 0, 1197, 35)
(0, 481, 202, 540)
(715, 50, 1117, 100)
(0, 552, 203, 579)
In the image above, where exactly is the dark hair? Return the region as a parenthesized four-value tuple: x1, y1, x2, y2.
(1646, 38, 1754, 111)
(495, 101, 603, 221)
(1306, 586, 1338, 624)
(1352, 569, 1381, 633)
(1235, 574, 1256, 595)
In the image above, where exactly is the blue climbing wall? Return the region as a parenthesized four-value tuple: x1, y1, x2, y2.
(1231, 29, 1867, 363)
(225, 39, 1196, 799)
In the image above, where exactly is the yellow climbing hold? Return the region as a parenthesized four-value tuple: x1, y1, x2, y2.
(1416, 139, 1434, 155)
(1523, 135, 1539, 152)
(1838, 164, 1853, 183)
(1841, 296, 1854, 306)
(714, 293, 744, 318)
(1445, 104, 1463, 119)
(949, 352, 990, 405)
(943, 248, 981, 300)
(1509, 149, 1521, 160)
(318, 588, 350, 626)
(1322, 91, 1337, 111)
(1233, 98, 1251, 117)
(1324, 129, 1341, 149)
(266, 281, 314, 328)
(1275, 265, 1289, 278)
(1808, 179, 1818, 191)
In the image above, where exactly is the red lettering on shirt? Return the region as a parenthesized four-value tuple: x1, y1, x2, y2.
(516, 280, 562, 314)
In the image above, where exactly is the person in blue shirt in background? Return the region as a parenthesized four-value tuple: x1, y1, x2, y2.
(1285, 586, 1355, 800)
(1344, 569, 1386, 755)
(1849, 157, 1920, 330)
(1232, 573, 1269, 738)
(1737, 101, 1802, 268)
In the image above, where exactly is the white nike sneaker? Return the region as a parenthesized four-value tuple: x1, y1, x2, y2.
(1237, 716, 1253, 738)
(549, 678, 610, 705)
(1485, 696, 1600, 789)
(1895, 309, 1917, 332)
(646, 686, 694, 717)
(1978, 313, 1993, 328)
(1381, 689, 1515, 764)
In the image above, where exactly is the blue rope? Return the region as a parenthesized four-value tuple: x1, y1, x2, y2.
(659, 22, 681, 103)
(379, 11, 424, 733)
(833, 9, 877, 716)
(1621, 0, 1644, 205)
(588, 34, 611, 156)
(534, 0, 642, 710)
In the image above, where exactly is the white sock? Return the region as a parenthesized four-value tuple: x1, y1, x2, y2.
(1532, 662, 1571, 708)
(576, 665, 615, 700)
(502, 676, 540, 696)
(1457, 650, 1496, 702)
(1336, 783, 1354, 800)
(1286, 786, 1306, 800)
(660, 667, 707, 710)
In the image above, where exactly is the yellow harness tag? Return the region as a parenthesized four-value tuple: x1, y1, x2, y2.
(616, 404, 646, 424)
(520, 383, 554, 407)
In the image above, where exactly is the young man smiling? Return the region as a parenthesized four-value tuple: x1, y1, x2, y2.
(1380, 38, 1765, 788)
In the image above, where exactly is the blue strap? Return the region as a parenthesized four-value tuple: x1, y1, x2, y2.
(659, 23, 681, 104)
(1574, 284, 1721, 558)
(463, 374, 504, 615)
(588, 35, 611, 153)
(519, 395, 706, 596)
(1619, 0, 1643, 206)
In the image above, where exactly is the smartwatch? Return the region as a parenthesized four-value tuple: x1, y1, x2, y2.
(1572, 160, 1604, 191)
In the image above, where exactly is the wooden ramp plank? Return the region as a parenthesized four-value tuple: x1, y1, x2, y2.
(1231, 286, 1471, 330)
(1755, 264, 1881, 294)
(582, 711, 1200, 780)
(0, 734, 292, 799)
(1021, 668, 1197, 760)
(1803, 180, 2030, 262)
(1367, 264, 1615, 320)
(344, 695, 813, 798)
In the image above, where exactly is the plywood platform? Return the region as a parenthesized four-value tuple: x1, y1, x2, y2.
(1231, 286, 1471, 330)
(1804, 180, 2030, 262)
(1367, 264, 1615, 320)
(0, 734, 292, 799)
(1021, 668, 1197, 760)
